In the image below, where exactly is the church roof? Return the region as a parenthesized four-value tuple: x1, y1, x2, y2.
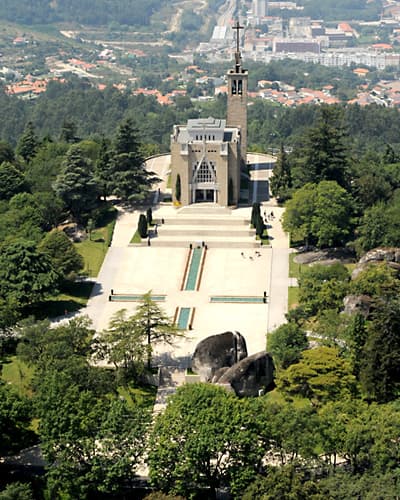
(187, 117, 226, 130)
(173, 117, 239, 144)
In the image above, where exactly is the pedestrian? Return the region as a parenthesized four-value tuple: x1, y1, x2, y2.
(161, 218, 165, 224)
(241, 252, 245, 258)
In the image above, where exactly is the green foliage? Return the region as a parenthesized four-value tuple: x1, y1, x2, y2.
(297, 263, 350, 317)
(292, 106, 350, 189)
(16, 121, 39, 163)
(53, 147, 99, 223)
(38, 230, 84, 282)
(133, 292, 181, 367)
(0, 239, 58, 308)
(111, 119, 157, 204)
(148, 383, 261, 498)
(0, 482, 34, 500)
(350, 262, 400, 299)
(0, 381, 35, 455)
(355, 193, 400, 253)
(283, 181, 354, 247)
(242, 464, 320, 500)
(268, 323, 308, 370)
(0, 0, 170, 26)
(146, 207, 153, 226)
(175, 173, 181, 202)
(270, 144, 292, 202)
(360, 298, 400, 402)
(96, 309, 147, 376)
(277, 346, 357, 403)
(138, 213, 148, 238)
(250, 202, 261, 227)
(0, 162, 26, 201)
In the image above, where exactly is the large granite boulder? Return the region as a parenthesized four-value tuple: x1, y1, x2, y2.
(352, 247, 400, 279)
(343, 294, 372, 317)
(215, 351, 275, 397)
(191, 331, 247, 382)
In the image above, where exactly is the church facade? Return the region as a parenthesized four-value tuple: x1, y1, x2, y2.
(170, 23, 248, 207)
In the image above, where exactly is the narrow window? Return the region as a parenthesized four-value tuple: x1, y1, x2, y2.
(232, 79, 237, 95)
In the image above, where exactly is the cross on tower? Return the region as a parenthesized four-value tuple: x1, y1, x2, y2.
(233, 20, 244, 72)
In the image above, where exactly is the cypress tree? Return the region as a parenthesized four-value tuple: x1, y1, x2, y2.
(251, 202, 261, 227)
(138, 214, 148, 238)
(146, 207, 153, 226)
(175, 174, 181, 202)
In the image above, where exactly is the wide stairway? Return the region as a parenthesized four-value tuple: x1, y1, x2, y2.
(152, 205, 259, 248)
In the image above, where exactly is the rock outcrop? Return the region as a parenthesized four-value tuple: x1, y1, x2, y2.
(215, 351, 274, 397)
(352, 247, 400, 279)
(342, 294, 372, 317)
(191, 331, 247, 382)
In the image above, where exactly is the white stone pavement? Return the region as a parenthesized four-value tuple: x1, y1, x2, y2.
(83, 153, 289, 367)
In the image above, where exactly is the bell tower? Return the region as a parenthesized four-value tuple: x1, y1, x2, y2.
(227, 20, 248, 164)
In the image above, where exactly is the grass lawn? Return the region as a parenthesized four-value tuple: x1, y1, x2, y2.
(33, 281, 95, 319)
(1, 356, 35, 397)
(75, 208, 117, 277)
(118, 382, 157, 411)
(264, 388, 310, 409)
(289, 252, 302, 278)
(130, 230, 142, 244)
(288, 286, 299, 310)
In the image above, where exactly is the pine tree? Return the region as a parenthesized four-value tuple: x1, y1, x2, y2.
(293, 105, 349, 189)
(270, 143, 292, 202)
(53, 147, 98, 223)
(94, 137, 114, 201)
(16, 121, 39, 162)
(111, 119, 158, 204)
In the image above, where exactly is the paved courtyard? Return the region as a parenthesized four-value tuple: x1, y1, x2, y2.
(83, 153, 289, 367)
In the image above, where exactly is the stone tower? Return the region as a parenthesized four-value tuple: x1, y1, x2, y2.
(226, 21, 248, 164)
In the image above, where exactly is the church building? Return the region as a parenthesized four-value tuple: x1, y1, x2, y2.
(170, 22, 248, 207)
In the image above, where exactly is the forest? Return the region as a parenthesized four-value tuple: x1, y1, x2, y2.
(1, 80, 400, 497)
(0, 0, 170, 26)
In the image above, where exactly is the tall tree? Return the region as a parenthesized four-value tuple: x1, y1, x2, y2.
(53, 147, 98, 223)
(293, 105, 349, 189)
(110, 119, 158, 204)
(270, 143, 292, 202)
(282, 181, 354, 247)
(360, 298, 400, 402)
(268, 323, 308, 370)
(0, 162, 26, 201)
(94, 137, 114, 201)
(97, 309, 147, 377)
(16, 121, 39, 162)
(277, 346, 357, 403)
(148, 383, 261, 498)
(38, 230, 84, 282)
(0, 239, 58, 308)
(175, 173, 181, 203)
(133, 292, 181, 368)
(0, 381, 34, 455)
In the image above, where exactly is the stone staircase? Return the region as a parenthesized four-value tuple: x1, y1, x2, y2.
(152, 367, 186, 415)
(150, 207, 260, 249)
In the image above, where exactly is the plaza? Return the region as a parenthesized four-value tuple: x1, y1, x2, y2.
(84, 152, 290, 366)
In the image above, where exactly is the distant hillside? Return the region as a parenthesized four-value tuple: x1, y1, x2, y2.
(298, 0, 382, 21)
(0, 0, 169, 26)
